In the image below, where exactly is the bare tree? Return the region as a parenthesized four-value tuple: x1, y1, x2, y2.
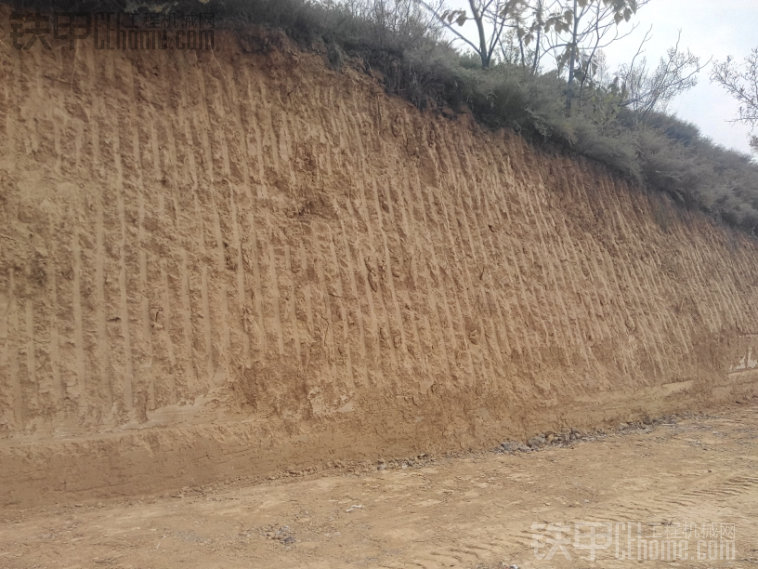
(412, 0, 527, 69)
(712, 48, 758, 151)
(412, 0, 649, 116)
(619, 29, 707, 121)
(534, 0, 648, 114)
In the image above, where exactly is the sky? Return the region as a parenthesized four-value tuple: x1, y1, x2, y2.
(443, 0, 758, 155)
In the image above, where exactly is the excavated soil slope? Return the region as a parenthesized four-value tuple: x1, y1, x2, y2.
(1, 10, 758, 506)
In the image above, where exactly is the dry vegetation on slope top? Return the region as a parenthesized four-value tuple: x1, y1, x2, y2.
(7, 0, 758, 235)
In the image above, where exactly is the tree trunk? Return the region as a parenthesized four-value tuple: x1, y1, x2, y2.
(531, 27, 542, 74)
(469, 0, 490, 69)
(566, 0, 579, 115)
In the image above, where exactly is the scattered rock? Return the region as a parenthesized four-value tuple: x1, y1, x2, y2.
(262, 525, 296, 545)
(528, 435, 546, 448)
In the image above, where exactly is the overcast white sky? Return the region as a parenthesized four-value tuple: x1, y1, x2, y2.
(444, 0, 758, 155)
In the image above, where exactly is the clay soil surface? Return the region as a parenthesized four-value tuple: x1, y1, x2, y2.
(1, 405, 757, 569)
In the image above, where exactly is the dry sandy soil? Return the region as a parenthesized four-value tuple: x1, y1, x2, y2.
(1, 404, 756, 569)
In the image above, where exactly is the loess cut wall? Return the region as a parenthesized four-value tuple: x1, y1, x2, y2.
(1, 11, 758, 505)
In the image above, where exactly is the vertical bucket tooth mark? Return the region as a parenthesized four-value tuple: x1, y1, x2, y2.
(374, 183, 408, 360)
(278, 113, 297, 191)
(315, 256, 339, 383)
(437, 196, 486, 380)
(555, 218, 592, 368)
(700, 242, 735, 330)
(326, 225, 355, 390)
(513, 237, 546, 365)
(484, 288, 509, 368)
(479, 192, 519, 358)
(211, 189, 232, 379)
(230, 187, 251, 367)
(201, 266, 214, 387)
(149, 120, 163, 185)
(0, 273, 9, 427)
(534, 227, 569, 350)
(600, 249, 651, 376)
(426, 285, 453, 381)
(178, 112, 200, 193)
(712, 244, 747, 324)
(299, 242, 316, 360)
(179, 250, 196, 397)
(246, 213, 266, 357)
(116, 186, 134, 413)
(192, 65, 216, 185)
(620, 246, 673, 361)
(535, 208, 576, 358)
(641, 261, 687, 351)
(416, 178, 474, 379)
(50, 104, 63, 177)
(567, 240, 600, 348)
(72, 227, 87, 406)
(108, 105, 137, 414)
(585, 242, 617, 340)
(162, 111, 185, 220)
(46, 230, 64, 409)
(352, 239, 385, 387)
(674, 240, 720, 331)
(617, 248, 666, 377)
(95, 179, 112, 408)
(513, 187, 563, 349)
(241, 69, 268, 196)
(405, 168, 457, 381)
(357, 177, 398, 372)
(265, 223, 286, 357)
(5, 270, 22, 429)
(547, 228, 579, 351)
(383, 171, 427, 376)
(55, 225, 77, 408)
(693, 243, 738, 328)
(606, 249, 653, 372)
(391, 172, 437, 378)
(219, 285, 231, 384)
(227, 69, 253, 200)
(345, 205, 384, 386)
(339, 217, 369, 387)
(734, 247, 758, 321)
(218, 116, 233, 181)
(410, 172, 458, 377)
(260, 86, 281, 177)
(510, 193, 551, 351)
(458, 163, 504, 366)
(284, 244, 301, 364)
(24, 299, 36, 426)
(139, 248, 155, 410)
(160, 265, 177, 405)
(643, 246, 691, 349)
(133, 119, 157, 411)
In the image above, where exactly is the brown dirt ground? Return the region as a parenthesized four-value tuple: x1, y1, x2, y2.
(1, 404, 756, 569)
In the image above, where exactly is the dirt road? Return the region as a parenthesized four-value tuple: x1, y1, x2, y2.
(1, 405, 756, 569)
